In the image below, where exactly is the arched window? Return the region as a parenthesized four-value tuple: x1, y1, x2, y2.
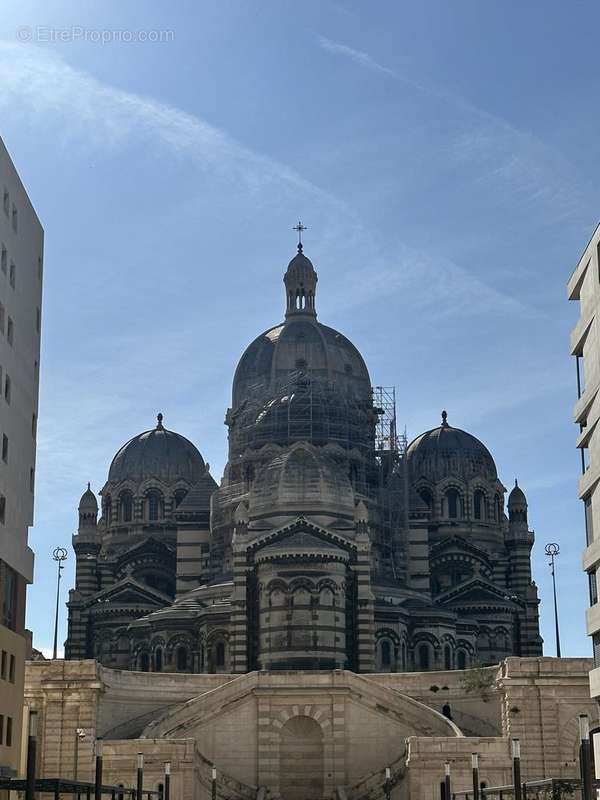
(173, 489, 187, 507)
(154, 647, 163, 672)
(140, 652, 150, 672)
(176, 646, 188, 671)
(418, 643, 430, 670)
(381, 639, 392, 669)
(474, 490, 485, 520)
(494, 495, 502, 522)
(119, 491, 133, 522)
(104, 495, 112, 524)
(446, 489, 460, 519)
(215, 641, 225, 668)
(419, 488, 433, 509)
(457, 650, 467, 670)
(444, 644, 452, 670)
(147, 491, 162, 521)
(401, 642, 407, 671)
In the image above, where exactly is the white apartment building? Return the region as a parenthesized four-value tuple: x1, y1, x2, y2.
(0, 136, 42, 775)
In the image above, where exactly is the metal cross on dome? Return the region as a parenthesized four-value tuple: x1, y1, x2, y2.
(293, 220, 307, 252)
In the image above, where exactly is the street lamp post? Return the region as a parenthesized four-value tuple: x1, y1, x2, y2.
(545, 543, 561, 658)
(384, 766, 391, 800)
(52, 546, 68, 660)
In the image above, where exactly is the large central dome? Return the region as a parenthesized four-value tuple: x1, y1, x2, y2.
(232, 246, 371, 409)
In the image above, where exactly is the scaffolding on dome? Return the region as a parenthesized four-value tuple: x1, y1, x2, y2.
(230, 370, 376, 464)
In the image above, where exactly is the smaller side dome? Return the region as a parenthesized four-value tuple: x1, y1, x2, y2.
(107, 414, 205, 485)
(407, 411, 498, 483)
(79, 483, 98, 512)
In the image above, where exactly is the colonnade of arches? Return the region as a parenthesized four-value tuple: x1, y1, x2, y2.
(102, 485, 190, 525)
(417, 484, 503, 523)
(132, 633, 230, 674)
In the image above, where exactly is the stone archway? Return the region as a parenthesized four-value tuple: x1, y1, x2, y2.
(280, 715, 324, 800)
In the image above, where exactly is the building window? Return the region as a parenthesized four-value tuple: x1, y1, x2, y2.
(594, 633, 600, 668)
(216, 642, 225, 668)
(4, 374, 11, 404)
(2, 189, 8, 216)
(473, 491, 483, 519)
(9, 262, 15, 289)
(418, 643, 430, 670)
(6, 317, 13, 346)
(173, 489, 187, 507)
(176, 646, 188, 671)
(0, 245, 6, 274)
(31, 413, 36, 438)
(2, 435, 8, 463)
(380, 639, 391, 669)
(446, 489, 460, 519)
(6, 716, 13, 747)
(0, 715, 4, 745)
(418, 488, 433, 510)
(11, 205, 17, 233)
(140, 652, 150, 672)
(2, 566, 17, 631)
(457, 650, 467, 670)
(147, 491, 162, 522)
(586, 496, 594, 546)
(0, 303, 5, 334)
(0, 495, 5, 525)
(444, 644, 452, 670)
(9, 654, 15, 683)
(1, 650, 6, 679)
(590, 570, 598, 606)
(154, 647, 163, 672)
(119, 492, 133, 523)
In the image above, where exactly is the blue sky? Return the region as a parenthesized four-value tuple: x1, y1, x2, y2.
(0, 0, 595, 657)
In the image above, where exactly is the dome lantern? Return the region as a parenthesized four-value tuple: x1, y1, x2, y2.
(284, 227, 318, 318)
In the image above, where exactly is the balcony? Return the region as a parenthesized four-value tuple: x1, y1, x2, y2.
(570, 308, 594, 356)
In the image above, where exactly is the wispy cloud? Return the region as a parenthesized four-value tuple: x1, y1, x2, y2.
(0, 41, 524, 319)
(318, 35, 397, 77)
(0, 42, 331, 203)
(316, 35, 587, 224)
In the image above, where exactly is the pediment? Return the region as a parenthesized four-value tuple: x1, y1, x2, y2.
(430, 536, 492, 564)
(259, 530, 346, 555)
(87, 577, 170, 608)
(249, 515, 355, 557)
(435, 578, 518, 609)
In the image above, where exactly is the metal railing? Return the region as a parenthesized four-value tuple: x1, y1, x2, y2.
(0, 777, 162, 799)
(452, 778, 595, 800)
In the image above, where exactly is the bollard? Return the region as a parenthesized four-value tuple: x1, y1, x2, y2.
(164, 761, 171, 800)
(472, 753, 480, 800)
(580, 714, 593, 800)
(444, 761, 452, 800)
(94, 739, 103, 800)
(25, 710, 38, 800)
(512, 739, 522, 800)
(211, 765, 217, 800)
(137, 753, 144, 800)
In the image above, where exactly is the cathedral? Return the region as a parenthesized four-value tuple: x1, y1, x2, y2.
(65, 240, 542, 675)
(27, 241, 593, 800)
